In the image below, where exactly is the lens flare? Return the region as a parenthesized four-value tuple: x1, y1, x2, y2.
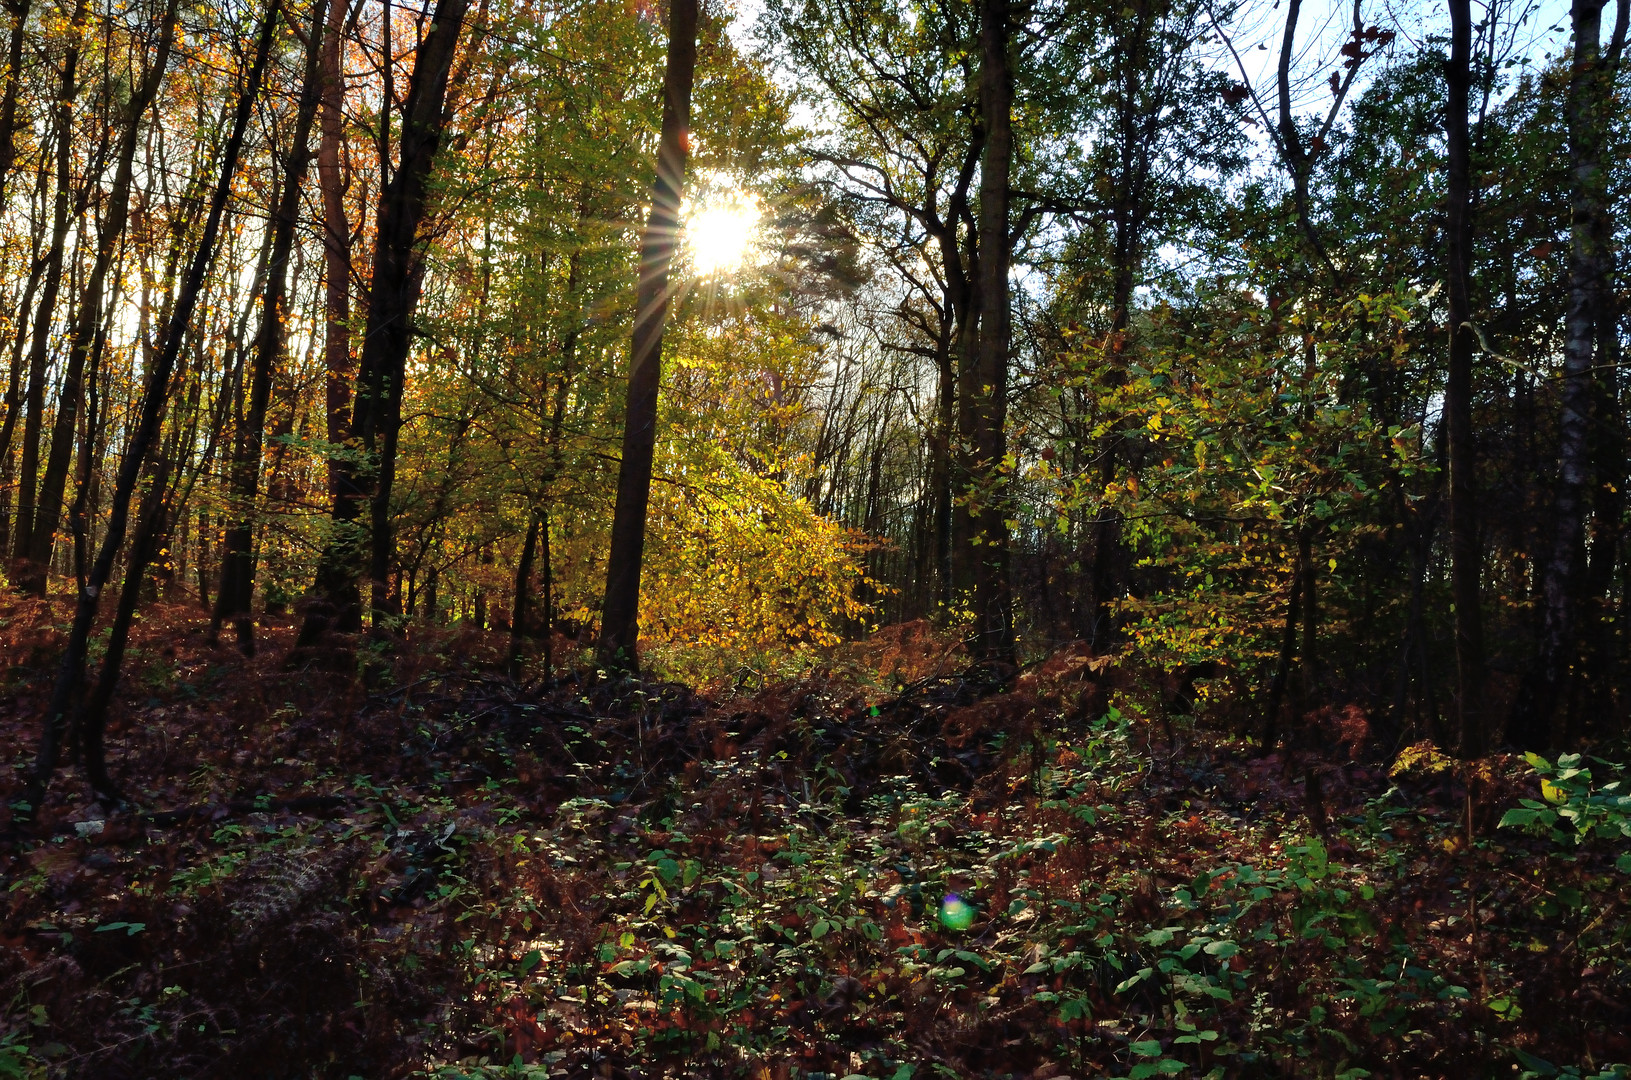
(939, 893, 975, 931)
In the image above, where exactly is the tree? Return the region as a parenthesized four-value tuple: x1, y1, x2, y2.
(968, 0, 1014, 661)
(597, 0, 699, 671)
(300, 0, 473, 644)
(1512, 0, 1629, 746)
(28, 0, 281, 809)
(1444, 0, 1488, 757)
(213, 0, 329, 653)
(18, 0, 181, 596)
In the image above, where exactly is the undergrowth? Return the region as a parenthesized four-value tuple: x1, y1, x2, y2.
(0, 598, 1627, 1078)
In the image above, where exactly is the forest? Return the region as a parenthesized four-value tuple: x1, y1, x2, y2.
(0, 0, 1629, 1073)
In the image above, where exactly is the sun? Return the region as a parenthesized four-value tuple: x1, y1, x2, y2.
(686, 192, 760, 276)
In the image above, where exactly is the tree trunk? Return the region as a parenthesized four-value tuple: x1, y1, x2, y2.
(509, 511, 538, 674)
(214, 0, 327, 654)
(301, 0, 471, 644)
(1578, 0, 1628, 734)
(969, 0, 1013, 663)
(363, 0, 470, 625)
(0, 0, 34, 205)
(0, 181, 50, 556)
(1511, 0, 1614, 747)
(540, 506, 553, 679)
(11, 1, 88, 576)
(22, 0, 180, 595)
(1445, 0, 1488, 757)
(596, 0, 698, 671)
(26, 0, 278, 813)
(319, 0, 354, 505)
(1261, 551, 1304, 752)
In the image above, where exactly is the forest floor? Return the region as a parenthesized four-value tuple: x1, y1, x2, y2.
(1, 596, 1628, 1080)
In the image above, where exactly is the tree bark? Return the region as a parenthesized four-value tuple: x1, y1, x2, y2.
(22, 0, 180, 595)
(11, 0, 88, 575)
(1261, 550, 1304, 752)
(213, 0, 328, 654)
(596, 0, 698, 671)
(26, 0, 279, 813)
(0, 0, 34, 205)
(319, 0, 354, 505)
(508, 511, 538, 674)
(1578, 0, 1628, 732)
(969, 0, 1013, 662)
(0, 174, 51, 556)
(300, 0, 471, 644)
(1511, 0, 1616, 747)
(1445, 0, 1488, 757)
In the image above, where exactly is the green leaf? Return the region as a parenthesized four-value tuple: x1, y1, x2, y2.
(1511, 1048, 1558, 1077)
(1129, 1039, 1165, 1057)
(811, 919, 831, 940)
(1499, 808, 1541, 828)
(1115, 967, 1154, 994)
(519, 949, 542, 975)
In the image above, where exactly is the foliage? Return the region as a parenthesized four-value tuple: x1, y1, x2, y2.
(1500, 754, 1631, 870)
(4, 604, 1629, 1077)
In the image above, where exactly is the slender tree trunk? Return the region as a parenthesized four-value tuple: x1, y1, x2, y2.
(509, 511, 538, 674)
(22, 0, 180, 595)
(969, 0, 1013, 663)
(12, 3, 88, 574)
(1261, 551, 1304, 752)
(1511, 0, 1613, 747)
(79, 451, 173, 797)
(540, 506, 553, 679)
(364, 0, 469, 625)
(596, 0, 698, 671)
(951, 241, 982, 605)
(319, 0, 354, 505)
(214, 0, 327, 654)
(301, 0, 471, 644)
(68, 288, 116, 588)
(0, 190, 50, 555)
(1579, 0, 1628, 732)
(0, 0, 34, 205)
(26, 0, 278, 814)
(932, 337, 954, 610)
(1445, 0, 1488, 757)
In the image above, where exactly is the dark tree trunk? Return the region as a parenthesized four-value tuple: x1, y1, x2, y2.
(540, 506, 553, 679)
(214, 0, 327, 654)
(596, 0, 698, 671)
(969, 0, 1013, 662)
(0, 0, 34, 205)
(22, 0, 180, 595)
(1577, 0, 1627, 734)
(1261, 550, 1304, 752)
(11, 2, 88, 578)
(509, 511, 538, 675)
(1511, 0, 1614, 747)
(25, 0, 278, 814)
(1445, 0, 1488, 757)
(0, 183, 51, 556)
(319, 0, 354, 505)
(301, 0, 471, 644)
